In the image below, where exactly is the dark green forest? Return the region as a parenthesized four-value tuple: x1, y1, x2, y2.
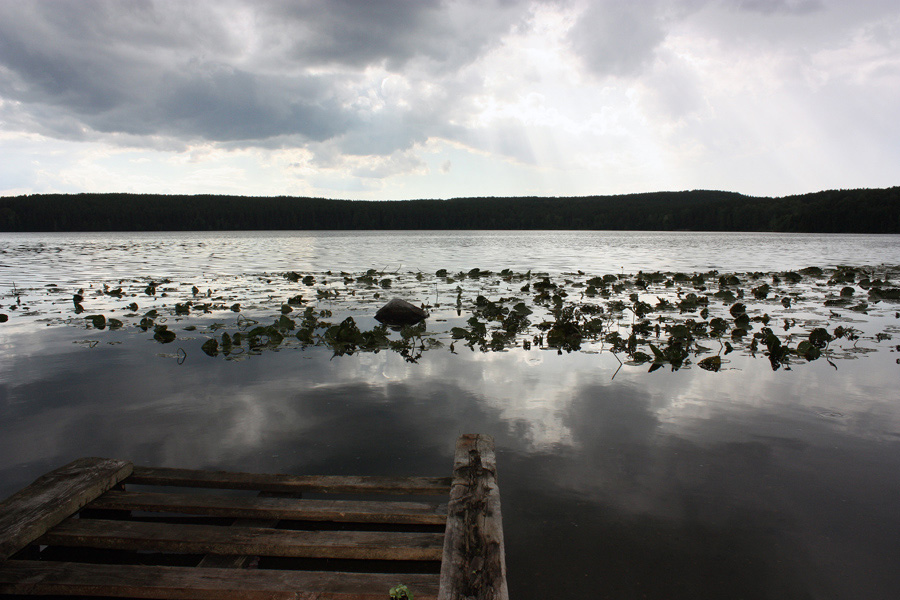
(1, 187, 898, 233)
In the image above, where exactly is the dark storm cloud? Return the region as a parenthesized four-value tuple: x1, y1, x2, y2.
(260, 0, 526, 71)
(0, 1, 229, 110)
(0, 0, 530, 151)
(114, 67, 350, 142)
(735, 0, 823, 14)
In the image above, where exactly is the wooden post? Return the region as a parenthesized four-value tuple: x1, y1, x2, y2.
(438, 434, 509, 600)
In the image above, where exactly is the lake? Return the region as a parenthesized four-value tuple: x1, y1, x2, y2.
(1, 230, 900, 599)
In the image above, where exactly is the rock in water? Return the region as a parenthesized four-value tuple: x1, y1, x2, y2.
(375, 298, 428, 326)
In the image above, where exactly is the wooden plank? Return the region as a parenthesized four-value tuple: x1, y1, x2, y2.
(0, 457, 133, 561)
(195, 515, 278, 569)
(438, 434, 509, 600)
(0, 560, 440, 599)
(196, 490, 292, 570)
(90, 490, 448, 525)
(39, 519, 444, 561)
(128, 466, 452, 495)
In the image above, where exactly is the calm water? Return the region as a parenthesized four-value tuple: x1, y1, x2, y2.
(2, 231, 900, 599)
(2, 230, 899, 285)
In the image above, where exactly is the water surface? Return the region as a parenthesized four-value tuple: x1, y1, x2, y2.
(1, 230, 899, 599)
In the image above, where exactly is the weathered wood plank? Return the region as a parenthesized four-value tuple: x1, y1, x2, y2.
(128, 467, 452, 495)
(40, 519, 444, 561)
(0, 560, 440, 599)
(90, 490, 448, 525)
(0, 458, 133, 561)
(195, 516, 278, 569)
(438, 434, 509, 600)
(196, 490, 297, 569)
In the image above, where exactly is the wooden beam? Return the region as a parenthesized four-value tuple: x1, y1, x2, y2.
(0, 560, 440, 599)
(438, 434, 509, 600)
(128, 467, 452, 495)
(90, 490, 448, 525)
(40, 519, 444, 561)
(0, 458, 133, 561)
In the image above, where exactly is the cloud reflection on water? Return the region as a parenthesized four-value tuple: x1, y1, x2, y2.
(2, 313, 900, 598)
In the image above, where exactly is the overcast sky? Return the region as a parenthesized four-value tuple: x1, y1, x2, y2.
(1, 0, 898, 199)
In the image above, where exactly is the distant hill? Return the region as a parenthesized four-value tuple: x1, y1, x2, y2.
(1, 187, 898, 233)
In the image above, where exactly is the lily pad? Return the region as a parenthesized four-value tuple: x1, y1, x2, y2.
(85, 314, 106, 329)
(809, 328, 832, 348)
(201, 338, 219, 356)
(698, 355, 722, 372)
(153, 325, 177, 343)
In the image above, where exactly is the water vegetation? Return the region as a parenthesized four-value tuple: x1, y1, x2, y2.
(2, 264, 898, 372)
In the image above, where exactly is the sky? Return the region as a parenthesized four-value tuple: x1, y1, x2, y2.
(0, 0, 898, 200)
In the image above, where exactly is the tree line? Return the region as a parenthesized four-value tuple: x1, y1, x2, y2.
(0, 187, 897, 233)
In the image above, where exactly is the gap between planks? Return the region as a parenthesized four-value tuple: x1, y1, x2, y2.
(89, 490, 448, 525)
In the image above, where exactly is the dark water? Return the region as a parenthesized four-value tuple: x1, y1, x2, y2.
(2, 231, 900, 599)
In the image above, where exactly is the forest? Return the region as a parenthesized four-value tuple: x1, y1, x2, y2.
(0, 187, 897, 233)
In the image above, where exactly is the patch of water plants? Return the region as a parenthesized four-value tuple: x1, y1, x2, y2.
(2, 265, 898, 372)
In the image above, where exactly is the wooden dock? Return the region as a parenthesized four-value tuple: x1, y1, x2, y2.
(0, 434, 507, 600)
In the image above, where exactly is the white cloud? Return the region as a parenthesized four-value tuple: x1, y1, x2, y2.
(1, 0, 898, 198)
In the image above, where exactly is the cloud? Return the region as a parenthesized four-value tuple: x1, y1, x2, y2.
(0, 0, 531, 151)
(260, 0, 529, 72)
(734, 0, 823, 15)
(1, 0, 899, 197)
(0, 4, 357, 144)
(567, 1, 672, 77)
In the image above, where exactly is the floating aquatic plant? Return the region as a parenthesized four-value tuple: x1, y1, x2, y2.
(5, 264, 899, 372)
